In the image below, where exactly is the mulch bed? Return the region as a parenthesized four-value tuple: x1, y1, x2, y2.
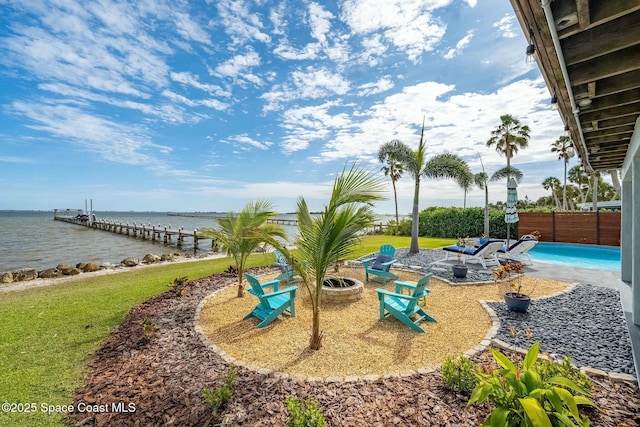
(69, 268, 640, 426)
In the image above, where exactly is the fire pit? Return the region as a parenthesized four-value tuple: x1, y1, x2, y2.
(321, 277, 363, 303)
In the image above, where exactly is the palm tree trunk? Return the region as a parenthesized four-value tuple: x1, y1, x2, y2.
(237, 267, 245, 297)
(410, 177, 421, 254)
(310, 305, 322, 350)
(562, 159, 568, 211)
(592, 173, 598, 211)
(392, 179, 399, 224)
(484, 186, 489, 236)
(609, 169, 621, 197)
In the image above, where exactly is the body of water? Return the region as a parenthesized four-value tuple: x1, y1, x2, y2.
(0, 211, 395, 272)
(529, 242, 621, 271)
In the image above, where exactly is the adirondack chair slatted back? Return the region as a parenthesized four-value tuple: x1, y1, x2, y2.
(402, 279, 428, 314)
(245, 273, 274, 310)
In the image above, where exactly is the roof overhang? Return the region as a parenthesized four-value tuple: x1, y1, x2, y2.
(509, 0, 640, 172)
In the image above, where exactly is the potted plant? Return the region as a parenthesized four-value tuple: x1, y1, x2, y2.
(451, 237, 469, 278)
(493, 260, 533, 313)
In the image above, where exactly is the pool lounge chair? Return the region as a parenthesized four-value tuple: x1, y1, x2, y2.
(497, 237, 538, 265)
(442, 240, 503, 269)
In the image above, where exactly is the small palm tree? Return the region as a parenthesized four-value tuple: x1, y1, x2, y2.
(257, 164, 385, 350)
(550, 135, 574, 210)
(382, 119, 472, 254)
(378, 140, 405, 224)
(542, 176, 562, 210)
(200, 200, 286, 297)
(486, 114, 530, 170)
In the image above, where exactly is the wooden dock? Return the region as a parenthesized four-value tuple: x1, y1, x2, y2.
(53, 210, 217, 251)
(168, 212, 300, 226)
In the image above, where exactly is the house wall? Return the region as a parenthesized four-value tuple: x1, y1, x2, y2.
(621, 117, 640, 326)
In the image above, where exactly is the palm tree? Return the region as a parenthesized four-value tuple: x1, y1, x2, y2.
(256, 164, 385, 350)
(378, 140, 405, 223)
(542, 176, 562, 210)
(568, 165, 590, 204)
(550, 135, 574, 210)
(382, 119, 472, 254)
(474, 171, 490, 236)
(486, 114, 530, 170)
(200, 199, 286, 297)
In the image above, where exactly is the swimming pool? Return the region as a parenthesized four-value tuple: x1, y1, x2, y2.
(528, 242, 620, 271)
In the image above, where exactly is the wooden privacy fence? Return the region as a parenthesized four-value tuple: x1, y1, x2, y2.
(518, 212, 621, 246)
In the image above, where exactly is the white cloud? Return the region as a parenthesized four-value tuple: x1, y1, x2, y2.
(222, 134, 272, 150)
(213, 50, 263, 86)
(216, 0, 271, 46)
(340, 0, 451, 62)
(493, 14, 518, 38)
(357, 77, 395, 96)
(261, 67, 350, 112)
(443, 30, 474, 59)
(174, 12, 212, 45)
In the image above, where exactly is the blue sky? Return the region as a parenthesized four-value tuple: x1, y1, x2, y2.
(1, 0, 582, 214)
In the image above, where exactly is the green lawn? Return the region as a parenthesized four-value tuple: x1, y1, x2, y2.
(0, 236, 452, 426)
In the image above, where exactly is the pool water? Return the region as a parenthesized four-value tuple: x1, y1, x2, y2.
(528, 242, 620, 271)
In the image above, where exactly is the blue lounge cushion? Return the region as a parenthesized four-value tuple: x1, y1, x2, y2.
(372, 254, 393, 271)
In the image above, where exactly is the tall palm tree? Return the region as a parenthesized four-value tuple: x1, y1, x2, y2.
(474, 171, 490, 236)
(486, 114, 530, 170)
(550, 135, 574, 210)
(568, 165, 590, 204)
(382, 119, 472, 254)
(256, 164, 385, 350)
(378, 140, 405, 224)
(542, 176, 562, 210)
(200, 199, 286, 297)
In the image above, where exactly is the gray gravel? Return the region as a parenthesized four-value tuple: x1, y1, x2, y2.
(353, 248, 635, 375)
(487, 284, 635, 374)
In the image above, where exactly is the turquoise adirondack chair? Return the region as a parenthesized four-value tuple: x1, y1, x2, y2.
(273, 250, 302, 286)
(361, 244, 399, 285)
(244, 273, 298, 328)
(375, 273, 436, 333)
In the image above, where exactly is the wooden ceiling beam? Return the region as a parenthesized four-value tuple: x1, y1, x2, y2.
(585, 133, 632, 144)
(568, 44, 640, 85)
(579, 103, 640, 122)
(583, 125, 636, 138)
(584, 115, 639, 131)
(581, 88, 640, 113)
(562, 10, 640, 65)
(590, 0, 640, 24)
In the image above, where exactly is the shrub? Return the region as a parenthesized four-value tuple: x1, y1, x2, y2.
(441, 355, 481, 394)
(286, 397, 326, 427)
(538, 356, 593, 394)
(469, 342, 599, 426)
(168, 276, 189, 297)
(202, 366, 237, 416)
(384, 218, 412, 236)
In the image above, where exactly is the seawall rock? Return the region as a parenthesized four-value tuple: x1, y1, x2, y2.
(39, 268, 62, 279)
(82, 262, 102, 272)
(143, 254, 161, 264)
(0, 272, 13, 283)
(122, 257, 139, 267)
(13, 268, 38, 281)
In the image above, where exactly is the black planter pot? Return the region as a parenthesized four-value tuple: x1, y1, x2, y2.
(452, 264, 468, 278)
(504, 292, 531, 313)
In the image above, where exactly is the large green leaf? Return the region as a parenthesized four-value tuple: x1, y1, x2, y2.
(488, 407, 512, 427)
(548, 376, 589, 396)
(519, 397, 552, 427)
(491, 348, 516, 371)
(553, 387, 580, 419)
(523, 342, 540, 370)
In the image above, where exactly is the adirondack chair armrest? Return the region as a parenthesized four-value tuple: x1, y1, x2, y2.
(375, 288, 417, 301)
(361, 256, 376, 267)
(379, 259, 397, 269)
(263, 286, 298, 299)
(394, 280, 423, 294)
(259, 279, 280, 292)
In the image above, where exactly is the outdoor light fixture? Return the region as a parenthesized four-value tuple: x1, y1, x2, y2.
(566, 143, 575, 158)
(550, 94, 558, 110)
(526, 43, 536, 63)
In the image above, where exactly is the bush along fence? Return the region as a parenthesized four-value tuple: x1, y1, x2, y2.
(384, 207, 620, 246)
